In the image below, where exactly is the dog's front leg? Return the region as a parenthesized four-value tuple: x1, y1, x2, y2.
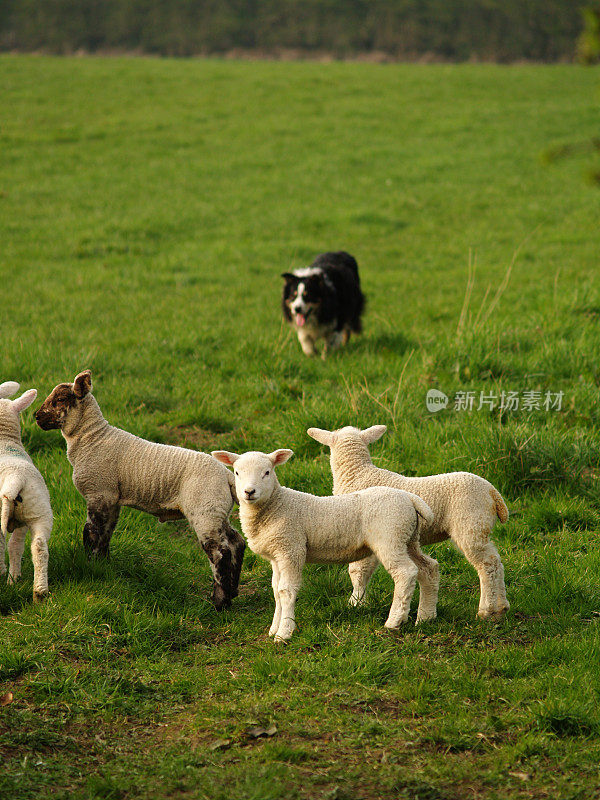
(321, 331, 340, 360)
(297, 329, 316, 357)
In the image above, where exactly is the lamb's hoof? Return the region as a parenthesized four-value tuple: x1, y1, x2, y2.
(384, 619, 408, 631)
(477, 606, 509, 621)
(273, 634, 291, 644)
(348, 594, 364, 608)
(212, 586, 231, 611)
(33, 591, 48, 604)
(273, 623, 295, 642)
(416, 612, 437, 625)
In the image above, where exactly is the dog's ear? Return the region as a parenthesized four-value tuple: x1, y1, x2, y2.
(281, 272, 296, 282)
(73, 370, 92, 399)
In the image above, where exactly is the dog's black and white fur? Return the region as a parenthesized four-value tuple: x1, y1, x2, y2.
(281, 251, 365, 357)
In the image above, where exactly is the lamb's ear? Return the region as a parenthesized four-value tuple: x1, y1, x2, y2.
(269, 449, 294, 467)
(0, 381, 20, 399)
(73, 370, 92, 398)
(306, 427, 334, 447)
(281, 272, 296, 281)
(360, 425, 387, 445)
(12, 389, 37, 413)
(211, 451, 240, 466)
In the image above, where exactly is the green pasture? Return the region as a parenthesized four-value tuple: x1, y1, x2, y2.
(1, 56, 600, 798)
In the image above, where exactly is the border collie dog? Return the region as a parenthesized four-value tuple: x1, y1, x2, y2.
(281, 251, 365, 358)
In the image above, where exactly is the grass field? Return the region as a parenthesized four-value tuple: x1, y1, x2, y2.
(1, 56, 600, 799)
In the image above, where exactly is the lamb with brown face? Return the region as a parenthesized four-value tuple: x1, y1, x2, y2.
(35, 370, 245, 610)
(35, 382, 84, 432)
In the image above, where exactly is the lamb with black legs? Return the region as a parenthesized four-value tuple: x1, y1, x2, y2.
(35, 370, 245, 610)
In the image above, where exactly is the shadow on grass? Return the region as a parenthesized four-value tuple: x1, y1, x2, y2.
(0, 583, 31, 616)
(536, 703, 599, 737)
(352, 330, 417, 356)
(0, 536, 220, 620)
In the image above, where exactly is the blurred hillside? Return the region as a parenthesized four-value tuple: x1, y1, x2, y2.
(0, 0, 583, 61)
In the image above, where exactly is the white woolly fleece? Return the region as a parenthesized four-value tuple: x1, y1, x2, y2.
(212, 448, 438, 641)
(0, 387, 52, 600)
(307, 425, 510, 620)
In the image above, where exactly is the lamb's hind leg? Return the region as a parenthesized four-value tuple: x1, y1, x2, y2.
(348, 554, 379, 606)
(372, 543, 418, 629)
(453, 527, 509, 619)
(30, 517, 52, 602)
(407, 539, 440, 623)
(83, 499, 120, 559)
(7, 525, 27, 584)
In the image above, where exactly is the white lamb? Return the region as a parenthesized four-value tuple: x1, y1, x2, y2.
(307, 425, 510, 620)
(0, 381, 53, 601)
(211, 447, 437, 641)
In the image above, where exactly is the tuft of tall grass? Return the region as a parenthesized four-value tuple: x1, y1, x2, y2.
(461, 422, 600, 499)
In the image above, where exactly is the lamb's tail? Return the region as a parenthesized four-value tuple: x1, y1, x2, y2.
(1, 475, 24, 539)
(407, 492, 434, 528)
(491, 488, 509, 524)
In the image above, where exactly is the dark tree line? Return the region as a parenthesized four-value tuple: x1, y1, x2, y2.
(0, 0, 583, 61)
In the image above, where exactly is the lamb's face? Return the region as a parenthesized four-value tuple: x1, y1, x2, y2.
(211, 448, 294, 506)
(35, 383, 78, 431)
(35, 371, 92, 433)
(233, 453, 278, 505)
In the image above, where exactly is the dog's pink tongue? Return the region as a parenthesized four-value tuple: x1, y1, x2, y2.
(296, 314, 306, 327)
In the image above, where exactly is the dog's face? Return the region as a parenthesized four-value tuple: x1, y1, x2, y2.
(281, 272, 324, 327)
(35, 371, 92, 433)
